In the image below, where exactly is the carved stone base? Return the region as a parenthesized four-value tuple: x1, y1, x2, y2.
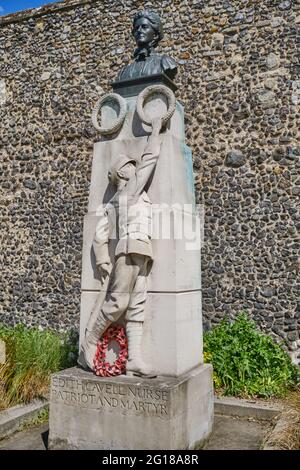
(111, 73, 178, 98)
(48, 365, 213, 450)
(80, 290, 203, 378)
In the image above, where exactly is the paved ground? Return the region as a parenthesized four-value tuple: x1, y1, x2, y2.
(204, 415, 272, 450)
(0, 415, 272, 450)
(0, 424, 49, 450)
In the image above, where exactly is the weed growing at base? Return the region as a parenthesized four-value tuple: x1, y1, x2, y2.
(204, 313, 299, 398)
(19, 407, 49, 431)
(0, 324, 77, 410)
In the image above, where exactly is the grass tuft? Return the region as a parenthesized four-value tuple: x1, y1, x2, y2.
(19, 408, 49, 432)
(0, 324, 77, 410)
(263, 389, 300, 450)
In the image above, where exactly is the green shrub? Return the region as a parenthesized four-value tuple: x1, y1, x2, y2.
(0, 323, 78, 410)
(203, 313, 299, 398)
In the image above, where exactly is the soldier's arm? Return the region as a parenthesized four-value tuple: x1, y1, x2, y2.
(142, 118, 162, 158)
(93, 209, 111, 276)
(126, 118, 163, 197)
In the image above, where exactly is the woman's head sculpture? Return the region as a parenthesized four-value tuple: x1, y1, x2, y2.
(132, 10, 163, 50)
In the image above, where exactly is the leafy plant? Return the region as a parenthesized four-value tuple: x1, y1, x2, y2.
(0, 324, 78, 410)
(203, 313, 299, 398)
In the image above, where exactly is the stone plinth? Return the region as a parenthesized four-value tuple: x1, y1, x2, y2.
(48, 365, 213, 450)
(80, 290, 203, 377)
(111, 73, 178, 98)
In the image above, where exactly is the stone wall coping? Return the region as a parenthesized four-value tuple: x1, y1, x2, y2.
(1, 0, 299, 28)
(215, 396, 283, 421)
(0, 399, 48, 440)
(0, 0, 93, 26)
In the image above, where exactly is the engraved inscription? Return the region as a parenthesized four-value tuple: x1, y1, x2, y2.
(51, 377, 169, 416)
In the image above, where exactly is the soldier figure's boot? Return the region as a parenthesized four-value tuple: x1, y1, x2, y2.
(126, 321, 157, 378)
(78, 313, 111, 372)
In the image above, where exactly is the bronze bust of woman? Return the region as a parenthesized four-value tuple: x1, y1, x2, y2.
(116, 10, 177, 82)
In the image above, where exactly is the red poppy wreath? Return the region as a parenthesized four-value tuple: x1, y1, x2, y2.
(93, 324, 128, 377)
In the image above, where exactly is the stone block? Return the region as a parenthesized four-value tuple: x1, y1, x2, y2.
(48, 365, 213, 450)
(80, 290, 203, 377)
(100, 94, 185, 142)
(88, 133, 195, 212)
(80, 213, 202, 293)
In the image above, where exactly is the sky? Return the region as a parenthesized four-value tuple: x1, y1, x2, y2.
(0, 1, 58, 16)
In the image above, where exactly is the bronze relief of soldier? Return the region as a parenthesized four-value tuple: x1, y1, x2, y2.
(116, 10, 177, 82)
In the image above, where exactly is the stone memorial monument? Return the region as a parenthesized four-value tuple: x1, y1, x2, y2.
(49, 10, 213, 450)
